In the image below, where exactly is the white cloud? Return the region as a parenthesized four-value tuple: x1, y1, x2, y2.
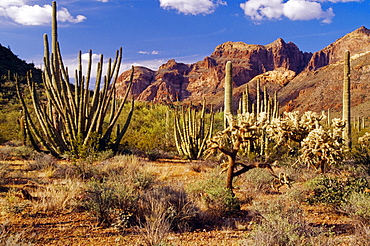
(239, 0, 358, 23)
(96, 0, 109, 2)
(240, 0, 283, 21)
(0, 0, 25, 7)
(159, 0, 227, 15)
(0, 0, 86, 25)
(81, 52, 101, 62)
(283, 0, 334, 23)
(317, 0, 361, 2)
(139, 50, 161, 55)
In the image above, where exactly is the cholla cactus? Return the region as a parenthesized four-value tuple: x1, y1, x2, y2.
(299, 119, 345, 173)
(358, 132, 370, 148)
(266, 111, 326, 148)
(207, 112, 269, 189)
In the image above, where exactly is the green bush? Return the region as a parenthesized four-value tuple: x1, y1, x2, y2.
(187, 170, 240, 215)
(83, 179, 117, 226)
(237, 168, 275, 193)
(137, 186, 199, 233)
(341, 192, 370, 224)
(0, 145, 35, 161)
(121, 102, 174, 153)
(247, 199, 336, 246)
(305, 175, 369, 208)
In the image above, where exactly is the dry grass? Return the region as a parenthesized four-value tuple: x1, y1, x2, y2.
(0, 151, 369, 245)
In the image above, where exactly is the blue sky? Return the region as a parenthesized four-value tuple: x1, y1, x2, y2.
(0, 0, 369, 72)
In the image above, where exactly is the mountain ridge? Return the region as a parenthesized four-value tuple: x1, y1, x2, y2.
(116, 26, 370, 117)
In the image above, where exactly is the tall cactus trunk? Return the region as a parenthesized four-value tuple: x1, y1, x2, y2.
(343, 50, 351, 149)
(224, 61, 233, 128)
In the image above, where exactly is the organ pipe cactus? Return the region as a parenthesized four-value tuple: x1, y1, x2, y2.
(343, 50, 351, 149)
(174, 100, 214, 159)
(16, 1, 134, 158)
(224, 61, 233, 128)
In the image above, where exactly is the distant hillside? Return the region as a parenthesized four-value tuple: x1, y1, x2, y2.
(0, 44, 42, 105)
(116, 26, 370, 117)
(0, 44, 41, 78)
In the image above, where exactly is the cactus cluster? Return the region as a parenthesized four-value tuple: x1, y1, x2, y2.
(16, 1, 133, 158)
(239, 79, 279, 118)
(174, 100, 214, 159)
(299, 119, 345, 172)
(207, 60, 351, 190)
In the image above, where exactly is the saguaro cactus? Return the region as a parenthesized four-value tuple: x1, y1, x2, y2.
(224, 61, 233, 128)
(343, 50, 351, 149)
(16, 1, 133, 157)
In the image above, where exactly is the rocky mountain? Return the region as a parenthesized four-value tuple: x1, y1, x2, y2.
(116, 26, 370, 116)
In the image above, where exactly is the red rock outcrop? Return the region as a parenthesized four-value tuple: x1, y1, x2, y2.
(115, 26, 370, 116)
(116, 37, 311, 102)
(306, 26, 370, 71)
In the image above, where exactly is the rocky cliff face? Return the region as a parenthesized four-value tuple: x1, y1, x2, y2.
(306, 26, 370, 71)
(116, 26, 370, 116)
(116, 37, 312, 102)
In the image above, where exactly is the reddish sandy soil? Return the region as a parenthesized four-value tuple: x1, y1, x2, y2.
(0, 158, 360, 245)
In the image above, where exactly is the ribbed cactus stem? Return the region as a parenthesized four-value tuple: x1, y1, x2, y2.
(343, 50, 351, 149)
(362, 116, 365, 129)
(174, 99, 214, 159)
(244, 84, 249, 114)
(224, 61, 233, 128)
(51, 1, 58, 60)
(263, 86, 267, 113)
(256, 79, 260, 114)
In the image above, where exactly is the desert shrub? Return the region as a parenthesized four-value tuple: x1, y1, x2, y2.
(0, 163, 8, 184)
(122, 102, 175, 153)
(0, 107, 23, 144)
(81, 155, 156, 227)
(351, 223, 370, 245)
(0, 221, 34, 246)
(101, 155, 155, 191)
(31, 179, 83, 213)
(341, 192, 370, 224)
(1, 188, 32, 214)
(246, 197, 335, 246)
(0, 146, 12, 161)
(305, 175, 369, 208)
(146, 149, 162, 161)
(69, 160, 99, 180)
(0, 145, 35, 161)
(187, 170, 240, 216)
(236, 168, 275, 193)
(351, 146, 370, 175)
(137, 186, 199, 245)
(27, 153, 57, 171)
(83, 179, 117, 226)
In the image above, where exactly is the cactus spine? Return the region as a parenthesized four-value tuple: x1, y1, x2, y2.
(343, 50, 351, 149)
(16, 1, 134, 157)
(224, 61, 233, 128)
